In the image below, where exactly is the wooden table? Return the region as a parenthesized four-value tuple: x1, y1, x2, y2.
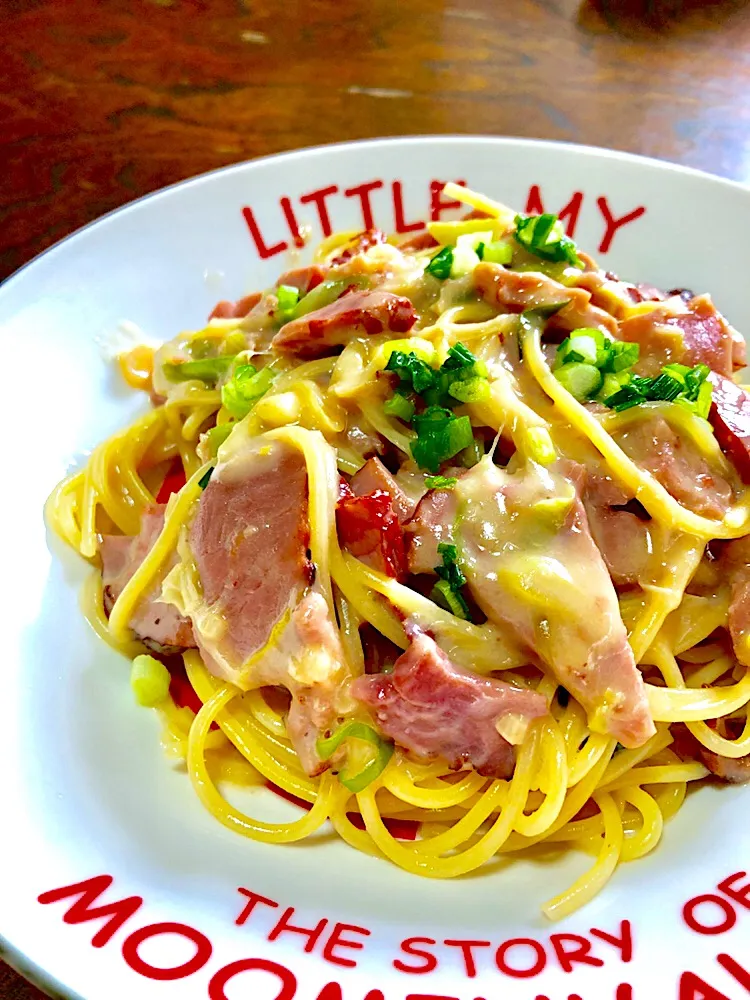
(2, 0, 749, 994)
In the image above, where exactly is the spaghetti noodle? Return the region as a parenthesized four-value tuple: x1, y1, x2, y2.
(47, 185, 750, 919)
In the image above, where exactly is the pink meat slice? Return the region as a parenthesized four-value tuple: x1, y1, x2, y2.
(350, 457, 416, 523)
(473, 261, 618, 336)
(190, 443, 312, 668)
(708, 373, 750, 484)
(100, 506, 194, 651)
(617, 416, 732, 519)
(272, 289, 418, 358)
(276, 265, 328, 294)
(189, 441, 347, 776)
(616, 295, 745, 377)
(404, 488, 458, 575)
(720, 537, 750, 668)
(456, 460, 655, 748)
(582, 474, 654, 587)
(352, 631, 548, 777)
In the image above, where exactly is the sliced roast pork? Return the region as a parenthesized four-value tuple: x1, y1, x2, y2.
(352, 630, 547, 777)
(616, 416, 733, 519)
(616, 294, 745, 377)
(272, 289, 417, 358)
(100, 506, 194, 652)
(455, 458, 655, 748)
(473, 262, 618, 336)
(184, 437, 348, 774)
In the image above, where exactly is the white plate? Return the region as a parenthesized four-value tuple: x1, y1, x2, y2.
(2, 136, 750, 1000)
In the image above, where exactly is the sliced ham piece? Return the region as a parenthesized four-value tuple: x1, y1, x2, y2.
(720, 537, 750, 667)
(276, 265, 328, 295)
(330, 229, 387, 266)
(473, 261, 618, 336)
(617, 416, 732, 519)
(352, 630, 548, 777)
(272, 289, 418, 358)
(708, 372, 750, 484)
(455, 459, 655, 748)
(187, 438, 347, 775)
(700, 751, 750, 783)
(190, 442, 313, 670)
(404, 488, 457, 575)
(582, 474, 654, 587)
(209, 292, 262, 321)
(100, 506, 194, 652)
(616, 294, 745, 377)
(350, 457, 416, 523)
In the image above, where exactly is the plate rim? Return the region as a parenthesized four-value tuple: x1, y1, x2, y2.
(3, 132, 749, 1000)
(2, 132, 749, 299)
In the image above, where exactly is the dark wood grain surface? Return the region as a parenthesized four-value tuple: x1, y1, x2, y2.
(2, 0, 750, 994)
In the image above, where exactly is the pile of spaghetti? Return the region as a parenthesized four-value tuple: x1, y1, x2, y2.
(48, 184, 750, 919)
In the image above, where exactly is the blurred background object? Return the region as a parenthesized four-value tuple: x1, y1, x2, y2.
(2, 0, 750, 282)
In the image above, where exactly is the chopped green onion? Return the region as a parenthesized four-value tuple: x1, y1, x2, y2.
(514, 213, 582, 267)
(198, 466, 214, 489)
(221, 363, 277, 419)
(597, 371, 631, 403)
(443, 342, 478, 371)
(425, 246, 454, 280)
(383, 392, 416, 422)
(431, 542, 470, 620)
(425, 475, 458, 489)
(130, 654, 171, 707)
(431, 579, 470, 619)
(411, 408, 475, 473)
(695, 379, 713, 419)
(276, 283, 301, 320)
(386, 351, 437, 394)
(205, 423, 234, 456)
(604, 383, 647, 412)
(316, 721, 394, 793)
(603, 362, 713, 416)
(605, 341, 640, 373)
(460, 436, 485, 468)
(292, 276, 367, 319)
(647, 372, 684, 402)
(662, 362, 692, 382)
(554, 362, 603, 401)
(162, 355, 236, 383)
(479, 240, 513, 265)
(524, 426, 557, 465)
(448, 376, 490, 403)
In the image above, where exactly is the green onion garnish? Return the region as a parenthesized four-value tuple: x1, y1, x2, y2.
(411, 407, 475, 473)
(198, 466, 214, 489)
(205, 423, 233, 456)
(425, 246, 454, 280)
(425, 475, 458, 489)
(276, 283, 301, 321)
(554, 362, 603, 402)
(162, 355, 236, 384)
(603, 362, 713, 416)
(514, 213, 583, 267)
(448, 376, 490, 403)
(386, 351, 437, 394)
(130, 654, 171, 708)
(316, 721, 394, 793)
(479, 240, 513, 265)
(430, 542, 470, 620)
(383, 392, 416, 422)
(221, 363, 277, 419)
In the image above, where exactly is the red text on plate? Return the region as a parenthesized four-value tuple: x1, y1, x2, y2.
(241, 179, 646, 263)
(393, 920, 632, 980)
